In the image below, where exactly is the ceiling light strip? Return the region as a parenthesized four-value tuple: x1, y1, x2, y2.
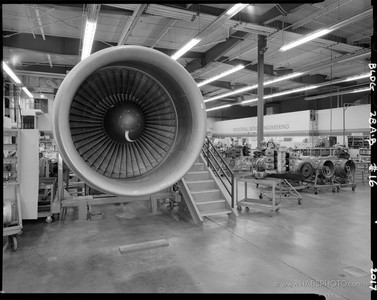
(198, 65, 245, 87)
(22, 87, 34, 98)
(204, 71, 369, 103)
(280, 29, 332, 52)
(279, 8, 372, 52)
(171, 38, 201, 60)
(204, 84, 258, 103)
(206, 85, 320, 112)
(304, 86, 370, 100)
(2, 62, 22, 84)
(226, 3, 248, 16)
(81, 20, 97, 61)
(206, 104, 232, 112)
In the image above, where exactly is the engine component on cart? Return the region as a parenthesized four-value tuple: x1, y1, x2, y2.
(304, 157, 335, 178)
(289, 161, 313, 180)
(52, 46, 206, 196)
(3, 200, 16, 226)
(225, 146, 242, 158)
(254, 171, 267, 179)
(333, 147, 350, 159)
(265, 149, 276, 157)
(332, 159, 356, 178)
(265, 163, 275, 170)
(253, 156, 267, 171)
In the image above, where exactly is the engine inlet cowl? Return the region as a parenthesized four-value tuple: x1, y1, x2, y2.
(53, 46, 206, 196)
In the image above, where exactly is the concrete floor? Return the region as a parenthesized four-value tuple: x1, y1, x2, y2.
(2, 182, 371, 298)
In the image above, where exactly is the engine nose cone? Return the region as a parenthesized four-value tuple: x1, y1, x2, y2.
(103, 103, 145, 143)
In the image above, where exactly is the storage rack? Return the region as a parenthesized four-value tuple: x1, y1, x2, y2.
(3, 129, 23, 251)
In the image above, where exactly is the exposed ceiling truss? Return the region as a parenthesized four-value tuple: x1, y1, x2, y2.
(2, 1, 372, 115)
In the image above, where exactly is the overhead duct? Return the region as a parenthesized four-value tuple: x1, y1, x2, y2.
(53, 45, 207, 196)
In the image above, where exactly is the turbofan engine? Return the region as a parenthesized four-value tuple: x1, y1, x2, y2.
(53, 46, 206, 196)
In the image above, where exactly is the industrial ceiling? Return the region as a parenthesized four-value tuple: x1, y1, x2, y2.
(2, 1, 372, 118)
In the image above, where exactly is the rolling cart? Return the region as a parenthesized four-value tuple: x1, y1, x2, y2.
(235, 176, 282, 216)
(3, 183, 23, 251)
(3, 129, 23, 251)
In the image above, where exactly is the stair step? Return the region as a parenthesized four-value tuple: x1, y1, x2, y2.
(185, 171, 209, 181)
(196, 199, 227, 212)
(201, 209, 233, 217)
(195, 199, 225, 205)
(190, 162, 206, 172)
(191, 189, 219, 201)
(186, 179, 215, 191)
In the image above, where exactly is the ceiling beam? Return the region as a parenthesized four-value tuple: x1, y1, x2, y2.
(290, 0, 352, 30)
(186, 31, 249, 73)
(118, 4, 147, 45)
(3, 31, 203, 59)
(151, 19, 177, 48)
(244, 3, 303, 24)
(15, 64, 72, 74)
(3, 31, 80, 56)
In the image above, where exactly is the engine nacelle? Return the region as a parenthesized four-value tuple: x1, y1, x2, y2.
(53, 46, 206, 196)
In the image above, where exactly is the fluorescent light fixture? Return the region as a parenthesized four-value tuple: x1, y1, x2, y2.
(203, 72, 305, 102)
(2, 61, 21, 84)
(305, 86, 369, 100)
(81, 20, 97, 61)
(210, 85, 320, 111)
(280, 29, 332, 52)
(22, 87, 33, 98)
(343, 73, 370, 82)
(264, 72, 303, 85)
(204, 84, 258, 103)
(241, 97, 258, 104)
(351, 87, 370, 93)
(206, 104, 231, 112)
(226, 3, 248, 16)
(264, 85, 318, 99)
(198, 65, 244, 87)
(171, 38, 201, 60)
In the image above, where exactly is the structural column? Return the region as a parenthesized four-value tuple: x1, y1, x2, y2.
(14, 86, 21, 129)
(257, 35, 267, 149)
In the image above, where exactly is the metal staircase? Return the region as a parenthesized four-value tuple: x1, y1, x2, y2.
(178, 144, 237, 225)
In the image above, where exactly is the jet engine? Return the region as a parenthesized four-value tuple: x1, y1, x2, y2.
(53, 46, 206, 196)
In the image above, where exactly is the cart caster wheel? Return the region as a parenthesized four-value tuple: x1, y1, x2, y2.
(298, 199, 302, 205)
(332, 188, 336, 193)
(245, 207, 250, 212)
(337, 187, 340, 193)
(52, 213, 59, 221)
(237, 206, 242, 212)
(352, 187, 355, 191)
(259, 194, 263, 199)
(46, 216, 52, 223)
(8, 235, 18, 251)
(314, 190, 318, 195)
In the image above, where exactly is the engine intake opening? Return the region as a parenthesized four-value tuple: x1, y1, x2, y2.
(103, 102, 145, 143)
(69, 66, 177, 179)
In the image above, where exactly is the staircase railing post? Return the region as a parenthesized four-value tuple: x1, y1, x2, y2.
(207, 139, 210, 168)
(231, 173, 235, 208)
